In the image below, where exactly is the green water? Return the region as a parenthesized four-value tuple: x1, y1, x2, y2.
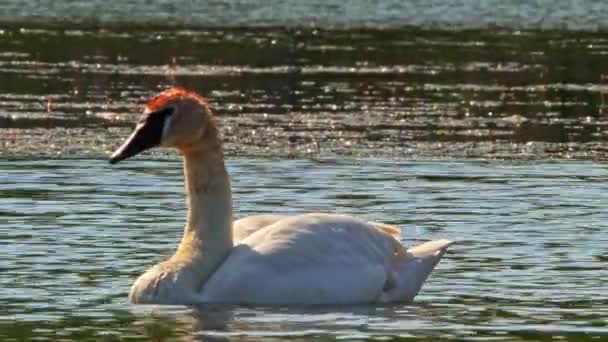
(1, 158, 607, 340)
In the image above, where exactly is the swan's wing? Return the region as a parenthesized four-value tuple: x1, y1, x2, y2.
(201, 213, 402, 304)
(369, 221, 401, 239)
(233, 214, 289, 243)
(234, 214, 401, 244)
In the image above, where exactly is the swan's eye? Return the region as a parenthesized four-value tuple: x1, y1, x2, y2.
(163, 105, 177, 117)
(141, 105, 175, 124)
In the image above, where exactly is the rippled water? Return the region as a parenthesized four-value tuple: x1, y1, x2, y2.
(1, 158, 607, 340)
(4, 0, 608, 30)
(1, 27, 607, 159)
(1, 2, 608, 340)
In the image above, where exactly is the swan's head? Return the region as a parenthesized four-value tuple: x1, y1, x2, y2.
(109, 87, 216, 164)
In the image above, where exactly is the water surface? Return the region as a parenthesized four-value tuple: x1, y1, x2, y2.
(1, 2, 608, 340)
(1, 26, 607, 159)
(3, 0, 608, 30)
(1, 158, 607, 340)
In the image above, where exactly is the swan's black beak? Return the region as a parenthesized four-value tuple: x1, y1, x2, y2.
(109, 107, 173, 164)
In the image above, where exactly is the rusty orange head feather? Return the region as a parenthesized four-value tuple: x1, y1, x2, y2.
(146, 87, 212, 114)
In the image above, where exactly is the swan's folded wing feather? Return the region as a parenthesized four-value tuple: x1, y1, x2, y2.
(201, 213, 398, 304)
(369, 221, 401, 239)
(233, 214, 402, 244)
(232, 214, 289, 243)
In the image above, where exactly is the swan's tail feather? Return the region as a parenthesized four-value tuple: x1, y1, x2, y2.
(381, 239, 453, 303)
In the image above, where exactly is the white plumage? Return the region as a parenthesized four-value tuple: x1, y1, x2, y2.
(204, 213, 451, 304)
(110, 88, 453, 305)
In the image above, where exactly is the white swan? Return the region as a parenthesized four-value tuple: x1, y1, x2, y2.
(109, 87, 452, 305)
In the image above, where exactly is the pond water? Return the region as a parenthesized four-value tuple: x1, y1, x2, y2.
(1, 25, 608, 159)
(4, 0, 608, 30)
(1, 158, 607, 340)
(1, 1, 608, 340)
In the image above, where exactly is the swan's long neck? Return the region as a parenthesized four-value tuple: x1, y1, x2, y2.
(172, 131, 233, 290)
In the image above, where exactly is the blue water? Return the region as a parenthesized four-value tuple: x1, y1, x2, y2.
(3, 0, 608, 30)
(1, 158, 607, 340)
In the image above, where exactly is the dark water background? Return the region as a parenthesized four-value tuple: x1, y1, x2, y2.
(1, 1, 607, 341)
(1, 7, 608, 159)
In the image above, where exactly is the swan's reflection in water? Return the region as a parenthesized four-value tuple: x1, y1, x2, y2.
(129, 304, 233, 341)
(127, 303, 450, 340)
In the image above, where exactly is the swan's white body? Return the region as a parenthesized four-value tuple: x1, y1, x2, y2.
(111, 88, 453, 305)
(130, 212, 451, 305)
(204, 213, 450, 304)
